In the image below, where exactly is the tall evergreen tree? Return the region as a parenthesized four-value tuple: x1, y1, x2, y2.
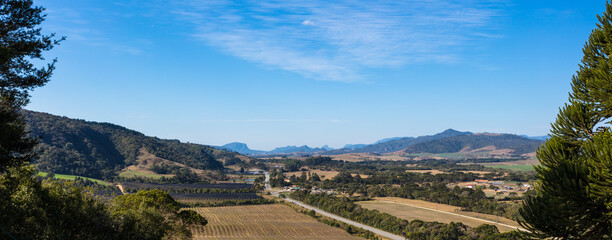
(519, 2, 612, 239)
(0, 0, 63, 172)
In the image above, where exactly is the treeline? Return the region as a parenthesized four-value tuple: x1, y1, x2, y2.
(125, 187, 254, 194)
(290, 191, 519, 239)
(274, 169, 526, 220)
(50, 175, 122, 197)
(185, 198, 275, 207)
(264, 157, 535, 181)
(23, 110, 243, 179)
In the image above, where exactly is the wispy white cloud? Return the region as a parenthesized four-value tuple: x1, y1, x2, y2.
(173, 0, 506, 82)
(44, 7, 145, 56)
(301, 19, 315, 26)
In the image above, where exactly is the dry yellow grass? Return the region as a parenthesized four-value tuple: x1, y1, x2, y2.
(358, 197, 521, 233)
(405, 169, 446, 175)
(188, 204, 361, 240)
(119, 148, 217, 178)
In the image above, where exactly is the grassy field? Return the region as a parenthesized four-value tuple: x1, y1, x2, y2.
(405, 169, 446, 175)
(188, 204, 361, 240)
(37, 172, 110, 186)
(486, 164, 535, 172)
(118, 170, 169, 179)
(357, 197, 521, 233)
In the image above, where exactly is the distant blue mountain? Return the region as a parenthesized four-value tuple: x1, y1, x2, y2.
(375, 137, 410, 144)
(321, 145, 334, 151)
(343, 144, 368, 149)
(218, 143, 333, 155)
(268, 145, 332, 154)
(218, 142, 265, 155)
(343, 137, 411, 150)
(520, 135, 549, 141)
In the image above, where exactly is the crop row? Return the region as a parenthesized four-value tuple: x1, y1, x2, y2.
(171, 193, 261, 202)
(188, 205, 360, 239)
(121, 182, 252, 190)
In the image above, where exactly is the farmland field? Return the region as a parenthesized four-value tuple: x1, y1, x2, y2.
(120, 182, 253, 192)
(171, 193, 261, 203)
(188, 204, 362, 239)
(486, 164, 535, 172)
(118, 170, 170, 179)
(357, 197, 522, 233)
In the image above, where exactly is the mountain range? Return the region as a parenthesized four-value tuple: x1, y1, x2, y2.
(218, 143, 333, 155)
(23, 109, 546, 178)
(221, 129, 545, 157)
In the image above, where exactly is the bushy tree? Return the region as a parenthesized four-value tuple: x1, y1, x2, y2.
(111, 190, 207, 240)
(0, 0, 63, 172)
(519, 2, 612, 239)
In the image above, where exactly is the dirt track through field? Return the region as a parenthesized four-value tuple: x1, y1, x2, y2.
(365, 199, 526, 232)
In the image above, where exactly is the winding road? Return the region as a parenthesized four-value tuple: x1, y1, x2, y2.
(264, 172, 405, 240)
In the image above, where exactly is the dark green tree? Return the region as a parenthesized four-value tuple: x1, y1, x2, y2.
(0, 0, 63, 172)
(519, 2, 612, 239)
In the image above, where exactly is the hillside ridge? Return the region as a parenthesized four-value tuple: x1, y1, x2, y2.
(23, 110, 245, 179)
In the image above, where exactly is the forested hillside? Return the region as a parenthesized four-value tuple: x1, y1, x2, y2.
(23, 110, 243, 179)
(402, 133, 543, 155)
(325, 129, 472, 154)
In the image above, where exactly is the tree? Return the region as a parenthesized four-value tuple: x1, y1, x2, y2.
(111, 190, 207, 240)
(519, 2, 612, 239)
(0, 0, 63, 172)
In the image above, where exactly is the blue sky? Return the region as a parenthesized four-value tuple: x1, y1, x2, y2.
(29, 0, 606, 150)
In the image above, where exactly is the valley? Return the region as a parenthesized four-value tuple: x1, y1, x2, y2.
(20, 110, 538, 239)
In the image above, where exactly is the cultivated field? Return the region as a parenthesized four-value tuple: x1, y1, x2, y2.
(188, 204, 361, 240)
(171, 193, 261, 203)
(357, 197, 521, 232)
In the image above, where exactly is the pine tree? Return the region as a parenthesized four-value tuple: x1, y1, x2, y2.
(0, 0, 63, 172)
(518, 2, 612, 239)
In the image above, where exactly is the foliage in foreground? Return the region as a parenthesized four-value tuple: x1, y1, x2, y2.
(518, 1, 612, 239)
(0, 166, 207, 239)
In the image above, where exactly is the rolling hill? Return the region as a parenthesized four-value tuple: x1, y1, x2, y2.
(325, 129, 472, 154)
(401, 133, 543, 156)
(23, 110, 246, 179)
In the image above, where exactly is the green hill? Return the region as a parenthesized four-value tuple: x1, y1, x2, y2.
(22, 110, 243, 179)
(325, 129, 472, 154)
(402, 133, 543, 156)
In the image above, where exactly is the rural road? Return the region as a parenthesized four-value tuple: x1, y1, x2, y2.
(378, 200, 527, 232)
(284, 197, 406, 240)
(264, 171, 405, 240)
(116, 183, 125, 195)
